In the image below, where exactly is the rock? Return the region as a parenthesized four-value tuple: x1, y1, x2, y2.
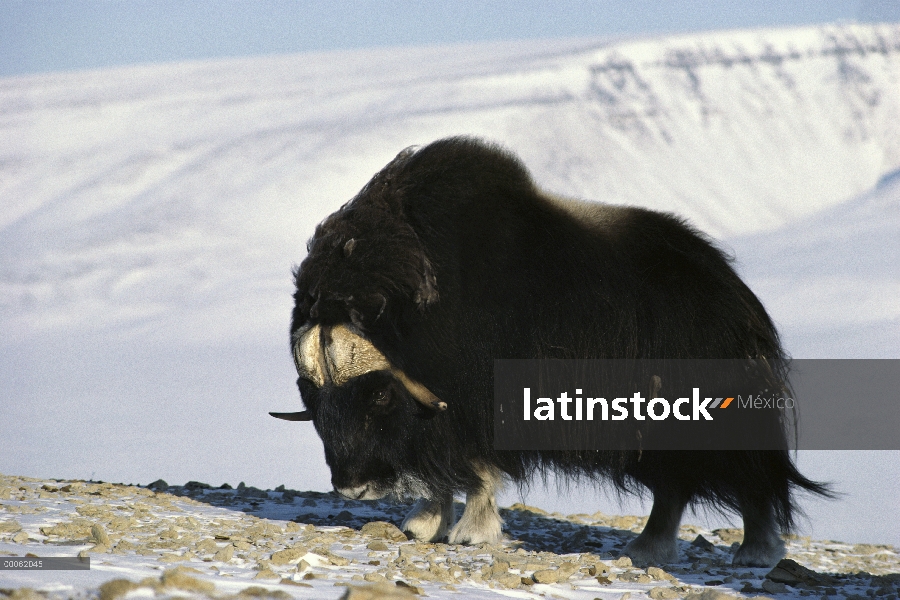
(614, 556, 633, 567)
(194, 538, 218, 554)
(532, 569, 559, 584)
(184, 481, 211, 490)
(507, 502, 548, 515)
(238, 486, 269, 499)
(762, 580, 787, 594)
(766, 558, 837, 586)
(0, 520, 22, 533)
(13, 531, 29, 544)
(91, 524, 111, 546)
(108, 517, 137, 531)
(147, 479, 168, 492)
(270, 546, 306, 565)
(685, 590, 741, 600)
(160, 567, 215, 592)
(361, 521, 408, 542)
(620, 572, 653, 583)
(649, 566, 678, 581)
(489, 559, 510, 576)
(712, 528, 744, 545)
(649, 586, 684, 599)
(395, 581, 423, 595)
(495, 573, 522, 588)
(253, 569, 280, 580)
(238, 586, 292, 598)
(98, 579, 139, 600)
(612, 516, 642, 529)
(691, 535, 716, 552)
(367, 541, 390, 551)
(213, 544, 234, 562)
(557, 562, 579, 580)
(339, 582, 417, 599)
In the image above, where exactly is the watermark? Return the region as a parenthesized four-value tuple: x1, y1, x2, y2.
(0, 556, 90, 570)
(494, 359, 900, 451)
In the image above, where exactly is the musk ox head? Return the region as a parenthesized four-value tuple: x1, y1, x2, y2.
(275, 322, 446, 500)
(273, 147, 455, 499)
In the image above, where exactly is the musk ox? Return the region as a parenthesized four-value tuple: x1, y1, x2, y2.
(271, 137, 829, 567)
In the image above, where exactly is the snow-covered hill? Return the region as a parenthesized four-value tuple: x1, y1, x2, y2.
(0, 23, 898, 547)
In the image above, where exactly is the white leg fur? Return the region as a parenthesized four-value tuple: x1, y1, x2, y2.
(448, 466, 504, 545)
(401, 495, 454, 542)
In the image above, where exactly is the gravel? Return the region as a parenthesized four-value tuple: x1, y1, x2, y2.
(0, 473, 897, 600)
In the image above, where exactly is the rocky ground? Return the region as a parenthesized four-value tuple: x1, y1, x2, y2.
(0, 473, 897, 600)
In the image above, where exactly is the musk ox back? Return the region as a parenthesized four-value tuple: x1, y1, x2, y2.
(272, 137, 829, 567)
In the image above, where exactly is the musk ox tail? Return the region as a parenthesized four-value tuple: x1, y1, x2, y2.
(777, 453, 835, 531)
(681, 450, 834, 533)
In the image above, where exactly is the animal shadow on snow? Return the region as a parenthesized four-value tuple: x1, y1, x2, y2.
(159, 481, 736, 566)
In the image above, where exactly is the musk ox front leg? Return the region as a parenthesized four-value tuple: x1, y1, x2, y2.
(622, 493, 689, 565)
(448, 465, 504, 545)
(401, 494, 455, 542)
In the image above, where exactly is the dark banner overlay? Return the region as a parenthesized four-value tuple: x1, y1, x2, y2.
(0, 557, 90, 570)
(494, 359, 899, 451)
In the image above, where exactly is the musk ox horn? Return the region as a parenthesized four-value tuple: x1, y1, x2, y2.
(324, 324, 392, 385)
(325, 324, 447, 411)
(389, 368, 448, 411)
(292, 323, 328, 387)
(269, 411, 312, 421)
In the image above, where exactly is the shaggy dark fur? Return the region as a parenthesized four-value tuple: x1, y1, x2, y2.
(286, 137, 830, 565)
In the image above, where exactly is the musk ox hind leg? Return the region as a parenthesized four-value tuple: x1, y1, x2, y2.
(401, 494, 455, 542)
(732, 499, 786, 567)
(448, 465, 504, 545)
(622, 492, 689, 566)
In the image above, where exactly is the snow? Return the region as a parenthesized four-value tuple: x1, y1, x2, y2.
(1, 476, 897, 598)
(1, 21, 899, 584)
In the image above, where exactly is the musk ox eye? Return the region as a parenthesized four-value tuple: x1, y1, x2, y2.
(372, 389, 389, 406)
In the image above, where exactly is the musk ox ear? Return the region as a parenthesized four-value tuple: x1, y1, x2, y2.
(413, 255, 439, 311)
(269, 411, 312, 421)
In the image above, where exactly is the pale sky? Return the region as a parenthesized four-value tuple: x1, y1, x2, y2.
(3, 0, 900, 77)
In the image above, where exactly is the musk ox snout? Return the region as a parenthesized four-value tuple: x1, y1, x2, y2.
(308, 372, 422, 499)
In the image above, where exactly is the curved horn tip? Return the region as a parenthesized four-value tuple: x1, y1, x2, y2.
(269, 411, 312, 422)
(432, 401, 448, 411)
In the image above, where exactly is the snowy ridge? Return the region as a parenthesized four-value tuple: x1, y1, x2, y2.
(1, 22, 899, 341)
